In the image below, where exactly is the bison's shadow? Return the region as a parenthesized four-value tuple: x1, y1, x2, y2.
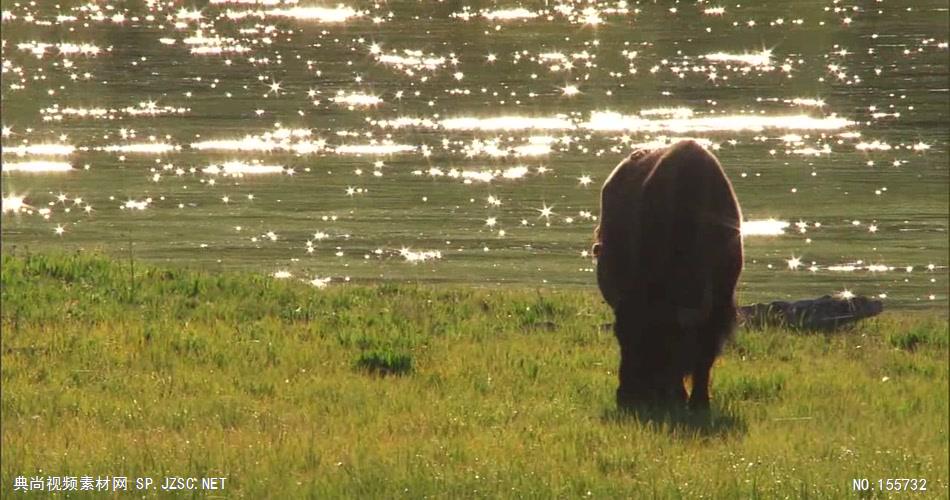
(602, 403, 747, 438)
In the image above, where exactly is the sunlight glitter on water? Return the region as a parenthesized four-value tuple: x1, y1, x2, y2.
(411, 165, 531, 184)
(191, 129, 326, 154)
(704, 50, 773, 67)
(480, 8, 538, 21)
(399, 248, 442, 263)
(828, 264, 858, 272)
(100, 143, 180, 154)
(2, 160, 72, 173)
(263, 6, 360, 22)
(123, 102, 190, 117)
(334, 143, 415, 155)
(440, 116, 574, 131)
(582, 112, 853, 133)
(458, 136, 555, 158)
(501, 166, 530, 179)
(640, 107, 695, 118)
(791, 145, 832, 156)
(332, 92, 382, 107)
(192, 137, 289, 152)
(0, 0, 945, 305)
(202, 162, 284, 176)
(16, 41, 103, 57)
(40, 106, 111, 120)
(788, 98, 825, 107)
(813, 262, 896, 274)
(374, 51, 446, 71)
(512, 143, 552, 157)
(1, 194, 28, 214)
(210, 0, 299, 5)
(40, 102, 190, 121)
(3, 144, 75, 156)
(122, 199, 151, 210)
(190, 45, 251, 55)
(742, 219, 790, 237)
(855, 141, 892, 151)
(628, 137, 716, 150)
(183, 30, 251, 55)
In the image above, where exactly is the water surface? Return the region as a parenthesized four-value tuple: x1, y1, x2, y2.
(2, 0, 947, 309)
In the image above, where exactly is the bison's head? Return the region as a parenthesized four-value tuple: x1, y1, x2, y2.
(590, 225, 603, 259)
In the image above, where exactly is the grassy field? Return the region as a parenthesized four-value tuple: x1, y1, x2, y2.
(1, 252, 947, 498)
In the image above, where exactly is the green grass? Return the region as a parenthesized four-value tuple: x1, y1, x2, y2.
(1, 252, 947, 498)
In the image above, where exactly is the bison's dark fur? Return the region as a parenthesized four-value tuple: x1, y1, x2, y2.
(593, 140, 743, 410)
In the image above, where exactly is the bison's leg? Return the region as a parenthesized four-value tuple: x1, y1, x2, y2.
(688, 357, 713, 410)
(657, 371, 688, 410)
(614, 295, 653, 408)
(615, 318, 645, 407)
(657, 326, 689, 409)
(688, 326, 716, 410)
(671, 376, 687, 402)
(615, 343, 641, 409)
(689, 299, 737, 411)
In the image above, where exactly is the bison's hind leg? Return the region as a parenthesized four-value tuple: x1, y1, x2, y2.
(688, 303, 737, 411)
(670, 375, 688, 404)
(688, 356, 714, 411)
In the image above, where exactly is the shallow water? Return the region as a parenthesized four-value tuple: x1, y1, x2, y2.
(1, 1, 947, 309)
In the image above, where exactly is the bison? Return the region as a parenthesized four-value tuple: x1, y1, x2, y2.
(592, 140, 743, 411)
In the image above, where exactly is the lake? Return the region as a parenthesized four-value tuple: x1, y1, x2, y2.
(1, 0, 947, 309)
